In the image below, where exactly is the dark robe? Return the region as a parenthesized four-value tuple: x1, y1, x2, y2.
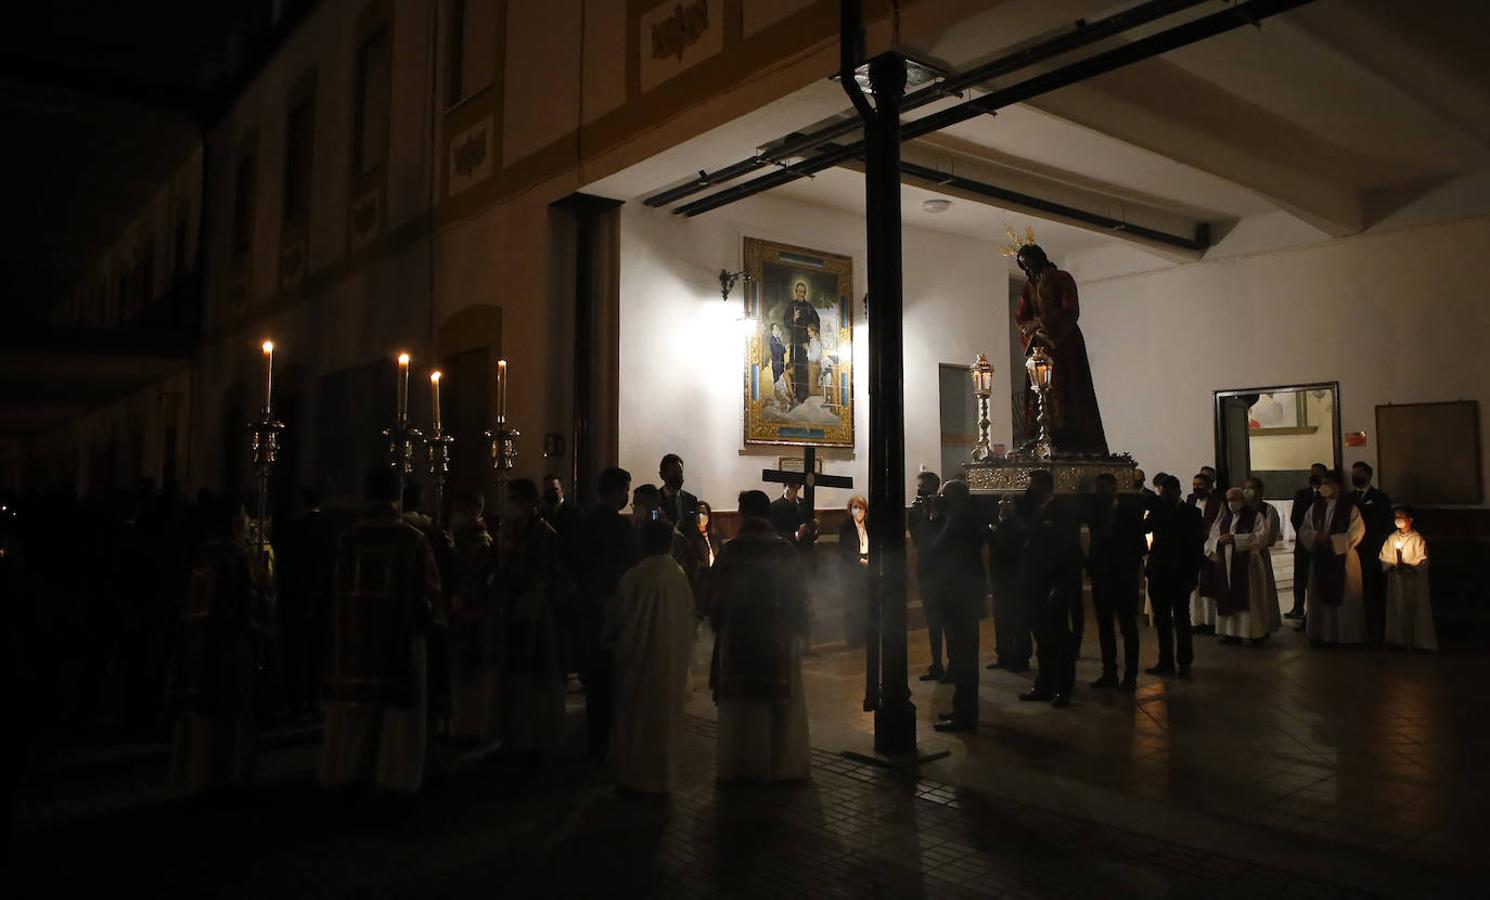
(1310, 495, 1356, 606)
(786, 298, 820, 405)
(1212, 506, 1258, 616)
(1014, 267, 1108, 455)
(323, 508, 440, 708)
(710, 519, 809, 702)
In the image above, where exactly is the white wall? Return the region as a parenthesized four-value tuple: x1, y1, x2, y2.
(1074, 214, 1490, 506)
(618, 195, 1009, 511)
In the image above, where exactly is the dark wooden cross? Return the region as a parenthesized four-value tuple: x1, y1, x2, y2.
(760, 446, 854, 515)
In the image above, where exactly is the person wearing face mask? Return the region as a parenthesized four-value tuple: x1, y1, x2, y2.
(444, 491, 496, 745)
(908, 472, 950, 682)
(686, 500, 724, 617)
(539, 473, 580, 543)
(1144, 475, 1205, 677)
(1380, 506, 1435, 652)
(1207, 487, 1276, 645)
(1348, 461, 1393, 643)
(1286, 463, 1330, 620)
(658, 454, 699, 532)
(836, 496, 871, 648)
(1297, 470, 1366, 645)
(1243, 477, 1284, 632)
(1187, 472, 1225, 633)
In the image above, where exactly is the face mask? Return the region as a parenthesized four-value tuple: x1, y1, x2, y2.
(664, 474, 684, 491)
(1395, 518, 1409, 531)
(1351, 474, 1368, 488)
(1319, 485, 1337, 499)
(852, 506, 866, 523)
(1228, 500, 1246, 514)
(1193, 486, 1208, 497)
(1243, 488, 1258, 502)
(916, 487, 933, 499)
(543, 490, 560, 506)
(1309, 476, 1322, 488)
(697, 512, 709, 531)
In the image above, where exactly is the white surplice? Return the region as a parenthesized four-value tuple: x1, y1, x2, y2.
(1299, 500, 1366, 644)
(1258, 503, 1284, 632)
(717, 636, 810, 783)
(607, 554, 699, 793)
(319, 637, 429, 793)
(1206, 507, 1276, 640)
(1380, 531, 1436, 651)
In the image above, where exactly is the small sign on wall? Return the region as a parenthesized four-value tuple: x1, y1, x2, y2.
(1345, 430, 1367, 448)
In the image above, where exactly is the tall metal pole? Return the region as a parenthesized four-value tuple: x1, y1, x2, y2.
(858, 45, 917, 755)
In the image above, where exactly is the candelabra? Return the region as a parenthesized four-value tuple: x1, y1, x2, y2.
(486, 420, 519, 523)
(969, 353, 995, 462)
(427, 428, 453, 527)
(1025, 345, 1054, 462)
(247, 411, 284, 562)
(385, 420, 425, 480)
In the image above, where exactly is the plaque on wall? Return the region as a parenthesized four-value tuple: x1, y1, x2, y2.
(742, 237, 855, 449)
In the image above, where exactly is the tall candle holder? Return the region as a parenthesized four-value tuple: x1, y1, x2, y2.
(1025, 345, 1055, 462)
(427, 370, 453, 528)
(248, 340, 282, 562)
(384, 352, 424, 487)
(485, 418, 519, 522)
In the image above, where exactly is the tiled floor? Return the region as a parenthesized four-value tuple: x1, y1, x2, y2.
(14, 549, 1483, 896)
(13, 717, 1411, 898)
(679, 557, 1487, 887)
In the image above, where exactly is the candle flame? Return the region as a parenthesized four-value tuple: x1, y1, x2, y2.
(398, 352, 411, 365)
(430, 370, 442, 383)
(261, 340, 274, 354)
(498, 359, 507, 369)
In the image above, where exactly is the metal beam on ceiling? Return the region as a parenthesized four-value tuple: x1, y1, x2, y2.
(641, 0, 1213, 209)
(665, 0, 1317, 223)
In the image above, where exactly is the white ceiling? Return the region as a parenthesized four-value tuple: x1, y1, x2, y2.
(584, 0, 1490, 267)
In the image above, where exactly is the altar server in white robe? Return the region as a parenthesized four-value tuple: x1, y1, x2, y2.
(1207, 488, 1275, 643)
(710, 490, 810, 783)
(1298, 470, 1366, 645)
(1380, 506, 1436, 652)
(1243, 477, 1284, 632)
(606, 521, 698, 793)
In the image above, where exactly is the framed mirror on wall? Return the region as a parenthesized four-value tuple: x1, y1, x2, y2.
(1214, 382, 1342, 498)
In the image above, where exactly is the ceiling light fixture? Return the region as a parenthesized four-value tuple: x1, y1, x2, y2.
(921, 198, 952, 214)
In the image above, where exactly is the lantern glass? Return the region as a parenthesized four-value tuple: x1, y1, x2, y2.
(1026, 347, 1053, 389)
(969, 353, 994, 398)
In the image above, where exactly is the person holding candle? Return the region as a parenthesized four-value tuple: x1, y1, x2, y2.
(1380, 506, 1436, 652)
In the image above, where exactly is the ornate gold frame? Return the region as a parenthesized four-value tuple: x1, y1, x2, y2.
(742, 237, 854, 449)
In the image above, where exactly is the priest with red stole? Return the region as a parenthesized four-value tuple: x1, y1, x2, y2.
(1206, 487, 1276, 644)
(1298, 469, 1366, 645)
(167, 496, 263, 793)
(1187, 472, 1225, 631)
(319, 468, 441, 793)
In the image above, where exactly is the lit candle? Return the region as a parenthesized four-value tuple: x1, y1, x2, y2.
(261, 340, 275, 414)
(1395, 537, 1404, 566)
(430, 370, 443, 433)
(397, 352, 411, 424)
(496, 359, 508, 423)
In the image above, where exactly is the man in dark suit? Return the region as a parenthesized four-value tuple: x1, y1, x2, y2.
(573, 466, 640, 763)
(1145, 474, 1205, 677)
(769, 482, 818, 550)
(1017, 470, 1083, 708)
(540, 472, 582, 542)
(1349, 461, 1393, 643)
(1286, 462, 1329, 619)
(929, 480, 988, 733)
(908, 471, 949, 681)
(1086, 473, 1148, 692)
(275, 485, 341, 718)
(658, 453, 699, 532)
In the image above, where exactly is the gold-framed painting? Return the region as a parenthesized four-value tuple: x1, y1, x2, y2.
(742, 237, 855, 448)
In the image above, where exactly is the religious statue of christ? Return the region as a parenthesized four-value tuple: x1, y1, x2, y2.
(1010, 237, 1109, 456)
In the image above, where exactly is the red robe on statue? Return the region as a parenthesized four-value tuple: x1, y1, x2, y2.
(1015, 267, 1109, 455)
